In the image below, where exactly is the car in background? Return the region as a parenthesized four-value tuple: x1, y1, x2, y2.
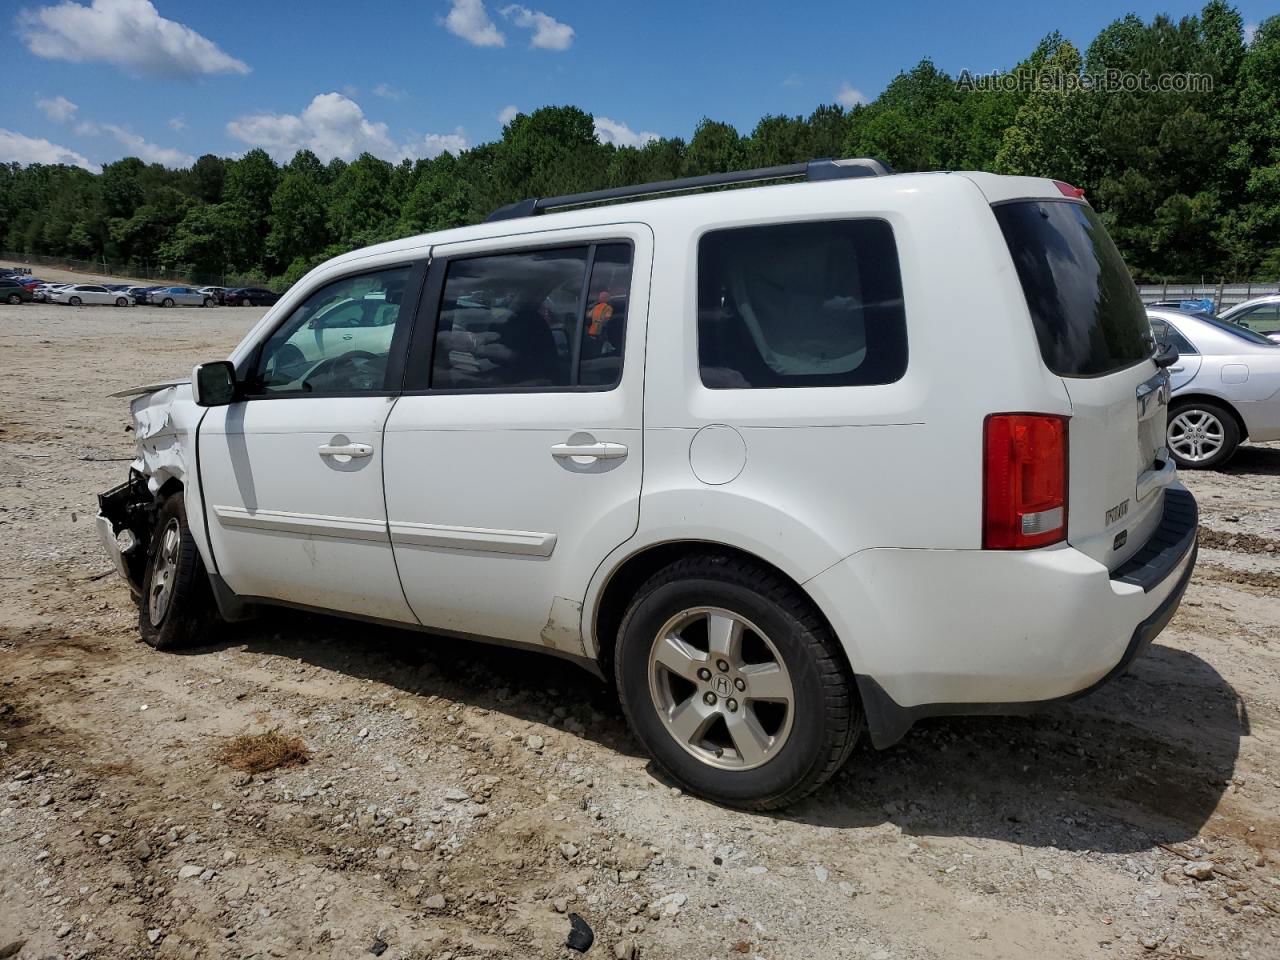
(198, 285, 228, 304)
(151, 286, 218, 307)
(32, 282, 69, 302)
(225, 286, 281, 307)
(1148, 307, 1280, 468)
(127, 286, 164, 304)
(1220, 294, 1280, 342)
(49, 284, 134, 307)
(0, 277, 34, 303)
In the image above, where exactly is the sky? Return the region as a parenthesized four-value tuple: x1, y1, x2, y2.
(4, 0, 1274, 173)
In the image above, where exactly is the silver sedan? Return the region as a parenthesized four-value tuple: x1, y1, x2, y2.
(151, 286, 217, 307)
(1149, 308, 1280, 468)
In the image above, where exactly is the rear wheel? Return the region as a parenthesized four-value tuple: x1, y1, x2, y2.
(203, 297, 214, 308)
(138, 494, 218, 650)
(162, 297, 175, 307)
(1167, 400, 1240, 469)
(5, 293, 19, 305)
(615, 554, 860, 810)
(241, 297, 252, 307)
(115, 297, 128, 307)
(69, 296, 82, 306)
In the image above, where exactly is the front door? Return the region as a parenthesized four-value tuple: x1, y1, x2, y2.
(383, 226, 651, 652)
(199, 262, 424, 621)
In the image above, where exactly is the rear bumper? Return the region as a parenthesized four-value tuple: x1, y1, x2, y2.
(806, 485, 1198, 747)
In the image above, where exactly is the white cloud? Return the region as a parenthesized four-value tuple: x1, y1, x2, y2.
(593, 116, 658, 149)
(169, 115, 187, 131)
(20, 0, 249, 77)
(373, 83, 407, 101)
(500, 4, 573, 50)
(1244, 22, 1258, 45)
(782, 74, 802, 89)
(75, 121, 194, 167)
(228, 92, 464, 163)
(37, 95, 78, 123)
(0, 128, 99, 171)
(444, 0, 505, 47)
(497, 104, 519, 125)
(836, 83, 867, 108)
(402, 129, 469, 159)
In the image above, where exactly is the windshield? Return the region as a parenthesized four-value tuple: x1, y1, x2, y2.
(1194, 312, 1277, 346)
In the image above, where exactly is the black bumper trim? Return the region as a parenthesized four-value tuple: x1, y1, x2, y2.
(1111, 487, 1198, 592)
(856, 530, 1198, 749)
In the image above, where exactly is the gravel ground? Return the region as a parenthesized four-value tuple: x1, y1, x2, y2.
(1, 302, 1277, 960)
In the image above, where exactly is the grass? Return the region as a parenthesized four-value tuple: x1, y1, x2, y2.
(215, 730, 310, 774)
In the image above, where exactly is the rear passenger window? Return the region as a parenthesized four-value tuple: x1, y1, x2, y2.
(697, 219, 907, 389)
(431, 242, 632, 391)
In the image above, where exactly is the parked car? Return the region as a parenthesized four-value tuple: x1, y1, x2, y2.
(98, 160, 1197, 809)
(50, 284, 133, 306)
(0, 276, 34, 303)
(225, 286, 281, 307)
(151, 286, 217, 307)
(1219, 294, 1280, 342)
(198, 286, 228, 304)
(1148, 307, 1280, 468)
(31, 283, 68, 302)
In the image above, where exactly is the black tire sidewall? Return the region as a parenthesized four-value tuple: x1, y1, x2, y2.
(138, 495, 214, 649)
(616, 575, 836, 808)
(1169, 400, 1240, 469)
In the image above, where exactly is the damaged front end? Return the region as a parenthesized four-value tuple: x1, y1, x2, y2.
(96, 469, 157, 597)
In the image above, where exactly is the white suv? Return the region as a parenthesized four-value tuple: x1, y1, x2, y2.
(98, 159, 1198, 809)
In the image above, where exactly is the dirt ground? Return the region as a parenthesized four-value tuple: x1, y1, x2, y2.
(1, 301, 1277, 960)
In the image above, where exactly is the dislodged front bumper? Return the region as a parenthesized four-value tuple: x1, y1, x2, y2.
(96, 471, 154, 596)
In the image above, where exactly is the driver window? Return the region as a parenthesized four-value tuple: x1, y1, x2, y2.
(251, 266, 411, 396)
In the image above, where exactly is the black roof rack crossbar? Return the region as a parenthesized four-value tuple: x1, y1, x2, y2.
(484, 157, 893, 222)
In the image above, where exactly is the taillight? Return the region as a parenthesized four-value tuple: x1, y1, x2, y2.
(983, 414, 1068, 549)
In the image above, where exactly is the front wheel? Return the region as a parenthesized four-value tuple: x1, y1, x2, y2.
(1167, 400, 1240, 469)
(138, 494, 218, 650)
(162, 297, 175, 307)
(6, 293, 19, 305)
(241, 297, 252, 307)
(203, 298, 214, 308)
(115, 297, 128, 307)
(69, 296, 82, 306)
(615, 554, 860, 810)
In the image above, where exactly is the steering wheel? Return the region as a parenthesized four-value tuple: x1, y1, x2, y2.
(303, 350, 383, 391)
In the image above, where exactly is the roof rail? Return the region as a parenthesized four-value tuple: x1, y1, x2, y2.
(484, 157, 893, 222)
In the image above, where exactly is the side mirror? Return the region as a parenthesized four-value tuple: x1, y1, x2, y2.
(1153, 340, 1180, 369)
(192, 360, 237, 406)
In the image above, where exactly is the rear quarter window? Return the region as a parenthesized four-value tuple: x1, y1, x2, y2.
(994, 200, 1151, 377)
(697, 219, 908, 389)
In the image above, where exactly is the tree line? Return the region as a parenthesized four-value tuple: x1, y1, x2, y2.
(1, 2, 1276, 287)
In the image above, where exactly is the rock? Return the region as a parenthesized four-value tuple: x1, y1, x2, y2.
(444, 787, 469, 802)
(1184, 861, 1216, 881)
(147, 929, 162, 945)
(178, 865, 203, 879)
(814, 865, 829, 883)
(552, 897, 569, 914)
(375, 846, 394, 861)
(0, 941, 26, 960)
(423, 893, 447, 911)
(614, 939, 636, 959)
(560, 842, 581, 861)
(619, 871, 639, 883)
(566, 913, 594, 953)
(745, 865, 767, 875)
(400, 857, 420, 872)
(133, 840, 153, 861)
(1034, 868, 1053, 882)
(357, 728, 369, 738)
(56, 923, 73, 938)
(370, 937, 388, 956)
(97, 834, 113, 847)
(526, 735, 545, 751)
(838, 881, 857, 898)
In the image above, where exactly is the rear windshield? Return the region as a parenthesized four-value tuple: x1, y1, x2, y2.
(994, 200, 1151, 377)
(1197, 312, 1278, 346)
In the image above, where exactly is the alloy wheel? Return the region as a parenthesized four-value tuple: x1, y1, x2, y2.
(1169, 409, 1225, 463)
(148, 518, 181, 626)
(647, 607, 794, 771)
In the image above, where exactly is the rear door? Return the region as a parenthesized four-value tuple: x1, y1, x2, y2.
(382, 225, 651, 651)
(994, 199, 1173, 568)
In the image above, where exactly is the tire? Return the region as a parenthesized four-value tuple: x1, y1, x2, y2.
(203, 298, 214, 308)
(6, 293, 19, 305)
(1167, 399, 1240, 470)
(162, 297, 175, 307)
(138, 494, 218, 650)
(614, 553, 860, 810)
(69, 296, 82, 306)
(115, 297, 128, 307)
(241, 297, 252, 307)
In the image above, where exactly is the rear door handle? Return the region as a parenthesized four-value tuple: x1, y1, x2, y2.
(318, 442, 373, 459)
(550, 441, 628, 461)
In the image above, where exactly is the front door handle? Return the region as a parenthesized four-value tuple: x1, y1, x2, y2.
(550, 441, 628, 461)
(1169, 365, 1184, 373)
(318, 442, 373, 459)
